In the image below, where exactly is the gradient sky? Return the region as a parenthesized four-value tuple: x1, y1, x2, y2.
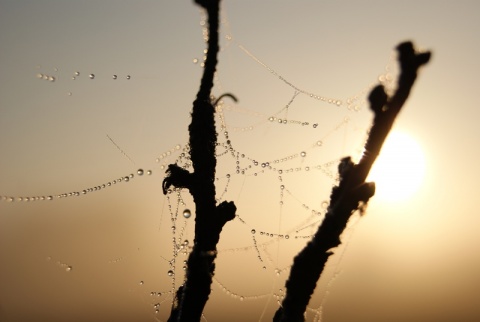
(1, 1, 479, 321)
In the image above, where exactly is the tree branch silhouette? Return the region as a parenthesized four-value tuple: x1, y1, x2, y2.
(163, 0, 237, 321)
(164, 0, 430, 320)
(273, 42, 431, 322)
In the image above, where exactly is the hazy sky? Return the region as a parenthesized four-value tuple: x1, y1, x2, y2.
(1, 1, 480, 321)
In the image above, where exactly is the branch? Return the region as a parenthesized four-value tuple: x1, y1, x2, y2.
(273, 41, 431, 322)
(165, 0, 237, 321)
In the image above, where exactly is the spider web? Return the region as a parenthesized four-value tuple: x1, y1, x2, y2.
(0, 3, 398, 322)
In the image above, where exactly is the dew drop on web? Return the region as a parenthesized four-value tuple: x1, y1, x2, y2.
(183, 209, 191, 219)
(89, 74, 95, 79)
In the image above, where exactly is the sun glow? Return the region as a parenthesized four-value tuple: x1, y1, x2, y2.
(367, 131, 426, 202)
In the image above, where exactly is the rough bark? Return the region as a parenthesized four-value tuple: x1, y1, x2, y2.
(273, 42, 431, 322)
(163, 0, 236, 321)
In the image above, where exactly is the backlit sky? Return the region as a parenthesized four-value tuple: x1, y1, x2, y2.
(1, 1, 480, 321)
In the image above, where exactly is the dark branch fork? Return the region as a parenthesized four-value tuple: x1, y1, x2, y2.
(163, 0, 237, 321)
(273, 42, 431, 322)
(162, 0, 430, 320)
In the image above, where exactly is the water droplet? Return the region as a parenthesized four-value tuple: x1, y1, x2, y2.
(112, 74, 117, 79)
(74, 71, 80, 76)
(65, 266, 72, 272)
(285, 235, 289, 239)
(167, 270, 174, 276)
(316, 140, 323, 146)
(48, 76, 55, 82)
(321, 201, 329, 208)
(240, 296, 244, 301)
(193, 58, 199, 64)
(67, 92, 72, 96)
(36, 73, 43, 79)
(226, 174, 230, 179)
(280, 185, 285, 190)
(300, 151, 307, 157)
(139, 281, 144, 285)
(137, 169, 144, 176)
(126, 75, 131, 80)
(313, 123, 318, 128)
(183, 209, 191, 218)
(89, 74, 95, 79)
(251, 229, 256, 234)
(147, 170, 152, 175)
(124, 176, 129, 182)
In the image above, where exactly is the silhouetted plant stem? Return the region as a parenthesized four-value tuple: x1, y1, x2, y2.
(273, 42, 431, 322)
(163, 0, 236, 321)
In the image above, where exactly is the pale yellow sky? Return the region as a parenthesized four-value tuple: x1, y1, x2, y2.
(1, 1, 479, 321)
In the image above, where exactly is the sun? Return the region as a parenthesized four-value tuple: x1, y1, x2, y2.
(367, 130, 426, 202)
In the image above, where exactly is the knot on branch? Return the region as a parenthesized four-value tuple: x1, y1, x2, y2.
(369, 85, 388, 114)
(162, 164, 193, 194)
(215, 200, 237, 226)
(397, 41, 431, 71)
(338, 156, 354, 179)
(353, 182, 376, 215)
(330, 157, 375, 214)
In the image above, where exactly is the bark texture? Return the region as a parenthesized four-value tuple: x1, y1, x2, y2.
(164, 1, 237, 321)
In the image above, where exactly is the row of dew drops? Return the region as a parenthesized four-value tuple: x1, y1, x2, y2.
(0, 168, 152, 203)
(36, 69, 132, 82)
(0, 143, 184, 203)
